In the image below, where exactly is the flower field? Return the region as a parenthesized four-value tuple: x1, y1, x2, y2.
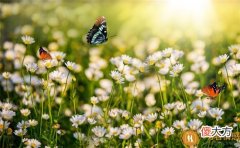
(0, 0, 240, 148)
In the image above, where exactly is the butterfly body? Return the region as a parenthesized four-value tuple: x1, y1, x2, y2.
(87, 16, 108, 45)
(201, 82, 226, 98)
(39, 47, 52, 60)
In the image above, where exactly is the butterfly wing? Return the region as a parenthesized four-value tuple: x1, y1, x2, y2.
(202, 86, 217, 98)
(87, 16, 108, 45)
(201, 82, 219, 98)
(39, 47, 52, 60)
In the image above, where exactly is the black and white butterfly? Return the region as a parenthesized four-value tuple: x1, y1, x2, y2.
(87, 16, 108, 45)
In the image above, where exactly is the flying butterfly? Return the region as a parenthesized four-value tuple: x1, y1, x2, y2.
(39, 47, 52, 60)
(86, 16, 108, 45)
(201, 82, 226, 98)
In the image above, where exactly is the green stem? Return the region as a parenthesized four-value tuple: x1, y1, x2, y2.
(46, 71, 53, 125)
(224, 65, 236, 109)
(21, 50, 27, 87)
(122, 140, 126, 148)
(63, 71, 70, 96)
(130, 81, 137, 114)
(155, 68, 164, 107)
(179, 78, 191, 119)
(217, 94, 221, 108)
(29, 73, 37, 115)
(5, 80, 10, 99)
(40, 91, 44, 136)
(18, 137, 23, 148)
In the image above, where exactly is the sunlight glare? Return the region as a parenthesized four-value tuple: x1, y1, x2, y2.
(162, 0, 214, 31)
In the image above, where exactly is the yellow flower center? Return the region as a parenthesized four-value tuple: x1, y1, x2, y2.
(0, 124, 4, 129)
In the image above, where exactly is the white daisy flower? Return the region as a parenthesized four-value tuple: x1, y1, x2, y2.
(173, 120, 186, 130)
(1, 103, 13, 110)
(175, 101, 186, 111)
(5, 50, 15, 61)
(149, 128, 156, 136)
(153, 51, 163, 60)
(90, 96, 99, 105)
(0, 118, 10, 131)
(191, 98, 210, 112)
(43, 59, 58, 69)
(198, 111, 207, 118)
(3, 41, 14, 50)
(191, 61, 209, 74)
(161, 127, 175, 136)
(195, 90, 204, 97)
(121, 55, 132, 64)
(145, 93, 156, 107)
(181, 72, 195, 86)
(0, 109, 16, 120)
(25, 63, 38, 73)
(109, 108, 120, 118)
(49, 70, 66, 84)
(229, 63, 240, 77)
(162, 48, 173, 58)
(164, 103, 175, 110)
(121, 110, 130, 119)
(73, 132, 86, 140)
(188, 119, 202, 130)
(146, 54, 158, 65)
(208, 108, 224, 121)
(70, 115, 86, 128)
(42, 114, 49, 120)
(51, 51, 66, 61)
(125, 74, 136, 82)
(2, 72, 11, 79)
(133, 114, 145, 125)
(228, 44, 240, 55)
(134, 139, 142, 148)
(87, 117, 97, 125)
(110, 57, 123, 67)
(170, 63, 184, 77)
(92, 126, 106, 137)
(159, 67, 169, 75)
(24, 138, 41, 148)
(85, 67, 103, 81)
(145, 113, 158, 122)
(159, 110, 171, 119)
(21, 35, 35, 45)
(28, 119, 38, 127)
(20, 108, 31, 117)
(119, 127, 134, 140)
(110, 70, 124, 84)
(213, 54, 229, 65)
(65, 61, 81, 72)
(14, 128, 27, 137)
(17, 120, 30, 129)
(171, 49, 184, 61)
(108, 127, 121, 137)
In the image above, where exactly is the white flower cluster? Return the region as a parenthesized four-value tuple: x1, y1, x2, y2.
(187, 41, 209, 74)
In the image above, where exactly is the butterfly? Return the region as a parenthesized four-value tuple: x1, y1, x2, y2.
(39, 47, 52, 60)
(201, 82, 226, 98)
(86, 16, 108, 45)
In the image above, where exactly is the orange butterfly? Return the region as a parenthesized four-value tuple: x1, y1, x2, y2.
(39, 47, 52, 60)
(201, 82, 226, 98)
